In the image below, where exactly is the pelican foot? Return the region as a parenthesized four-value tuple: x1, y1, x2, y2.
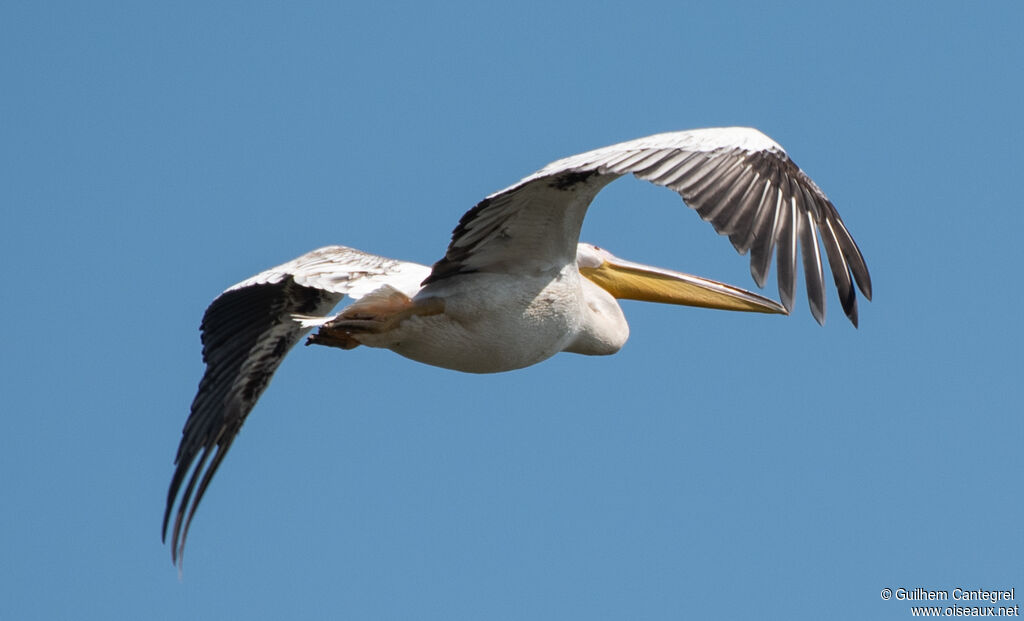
(306, 329, 362, 350)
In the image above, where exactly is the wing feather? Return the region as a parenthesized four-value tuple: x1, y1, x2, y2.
(797, 185, 827, 324)
(776, 185, 798, 313)
(753, 184, 786, 288)
(164, 245, 430, 565)
(715, 170, 765, 245)
(639, 150, 696, 183)
(605, 149, 659, 173)
(689, 157, 750, 224)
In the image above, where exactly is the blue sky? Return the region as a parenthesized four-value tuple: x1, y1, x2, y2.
(2, 1, 1021, 619)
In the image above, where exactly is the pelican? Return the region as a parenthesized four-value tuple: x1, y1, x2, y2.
(164, 127, 871, 565)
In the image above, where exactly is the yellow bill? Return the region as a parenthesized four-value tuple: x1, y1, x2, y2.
(580, 256, 787, 315)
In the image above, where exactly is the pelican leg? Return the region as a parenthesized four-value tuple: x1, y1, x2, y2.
(330, 295, 445, 334)
(307, 289, 445, 349)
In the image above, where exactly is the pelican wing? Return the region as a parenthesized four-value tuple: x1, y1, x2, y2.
(165, 245, 430, 565)
(426, 127, 871, 325)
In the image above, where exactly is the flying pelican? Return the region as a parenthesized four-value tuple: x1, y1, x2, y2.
(164, 127, 871, 565)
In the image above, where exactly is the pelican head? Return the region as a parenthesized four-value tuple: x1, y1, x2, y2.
(565, 242, 787, 358)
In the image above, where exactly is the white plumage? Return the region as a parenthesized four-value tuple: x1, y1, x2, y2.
(164, 127, 872, 565)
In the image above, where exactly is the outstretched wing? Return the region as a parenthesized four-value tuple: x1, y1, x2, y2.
(164, 245, 430, 566)
(426, 127, 871, 326)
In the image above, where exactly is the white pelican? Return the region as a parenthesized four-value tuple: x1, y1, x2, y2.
(164, 127, 871, 565)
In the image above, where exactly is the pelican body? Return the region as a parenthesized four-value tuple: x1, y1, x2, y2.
(357, 266, 600, 373)
(164, 127, 872, 565)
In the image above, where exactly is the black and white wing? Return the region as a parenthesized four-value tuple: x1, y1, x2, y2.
(164, 245, 430, 565)
(426, 127, 871, 326)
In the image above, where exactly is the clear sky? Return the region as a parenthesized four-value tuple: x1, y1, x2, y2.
(2, 2, 1021, 620)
